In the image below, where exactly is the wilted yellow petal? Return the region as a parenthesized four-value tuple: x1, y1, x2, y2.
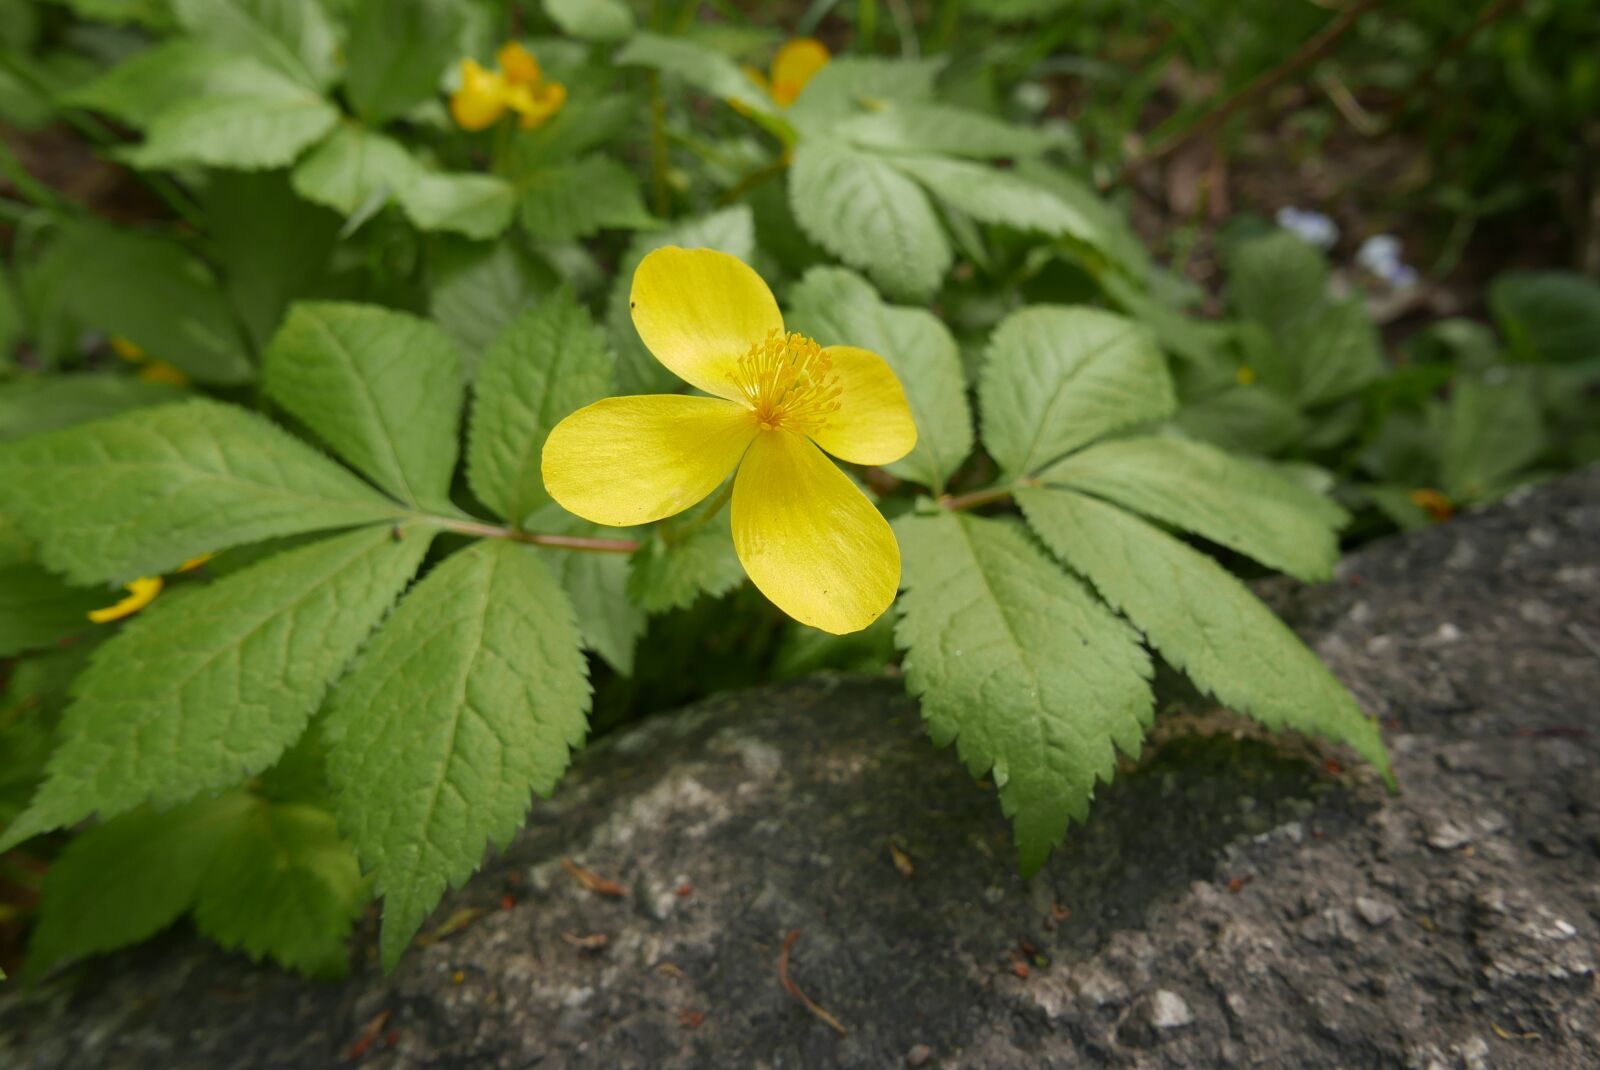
(450, 59, 509, 131)
(497, 41, 542, 85)
(770, 38, 830, 106)
(630, 247, 784, 400)
(88, 576, 163, 624)
(543, 394, 757, 526)
(731, 429, 899, 634)
(809, 345, 917, 466)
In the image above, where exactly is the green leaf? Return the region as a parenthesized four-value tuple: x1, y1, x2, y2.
(0, 526, 432, 852)
(839, 102, 1062, 159)
(467, 292, 613, 526)
(398, 170, 517, 240)
(544, 0, 634, 41)
(979, 306, 1175, 479)
(889, 154, 1094, 240)
(607, 206, 755, 395)
(324, 539, 589, 969)
(1039, 435, 1346, 582)
(290, 125, 420, 216)
(1175, 384, 1307, 456)
(264, 303, 464, 510)
(615, 31, 775, 118)
(54, 0, 171, 27)
(789, 137, 950, 300)
(121, 56, 339, 172)
(1489, 271, 1600, 369)
(26, 792, 251, 979)
(169, 0, 340, 91)
(1435, 376, 1544, 502)
(0, 399, 403, 585)
(1288, 298, 1383, 407)
(517, 155, 653, 242)
(1227, 231, 1328, 346)
(894, 511, 1153, 874)
(0, 374, 186, 442)
(345, 0, 465, 124)
(49, 222, 253, 384)
(627, 499, 745, 613)
(787, 55, 943, 124)
(428, 236, 559, 357)
(0, 563, 102, 657)
(193, 798, 366, 977)
(785, 266, 971, 491)
(534, 514, 644, 676)
(65, 40, 234, 128)
(0, 644, 94, 829)
(1016, 486, 1392, 783)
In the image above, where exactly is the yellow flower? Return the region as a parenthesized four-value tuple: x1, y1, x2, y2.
(541, 248, 916, 635)
(450, 44, 567, 132)
(744, 38, 830, 108)
(86, 554, 215, 624)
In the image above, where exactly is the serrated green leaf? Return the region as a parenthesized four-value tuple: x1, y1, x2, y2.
(398, 170, 517, 240)
(0, 644, 95, 829)
(517, 155, 653, 242)
(0, 527, 432, 853)
(467, 291, 613, 526)
(1435, 376, 1544, 502)
(193, 798, 366, 977)
(607, 206, 755, 395)
(894, 511, 1154, 874)
(169, 0, 339, 91)
(839, 102, 1062, 159)
(889, 154, 1094, 240)
(1489, 270, 1600, 369)
(1287, 298, 1383, 408)
(789, 137, 950, 300)
(264, 303, 464, 510)
(49, 222, 253, 384)
(1039, 436, 1346, 582)
(0, 374, 186, 442)
(428, 236, 559, 357)
(121, 56, 339, 172)
(1016, 486, 1392, 782)
(533, 513, 644, 676)
(0, 564, 102, 657)
(324, 539, 589, 969)
(1175, 384, 1307, 456)
(979, 306, 1175, 478)
(626, 500, 745, 613)
(787, 55, 943, 125)
(64, 40, 233, 127)
(615, 31, 775, 118)
(345, 0, 464, 124)
(1228, 231, 1328, 346)
(544, 0, 633, 41)
(26, 792, 251, 979)
(785, 266, 971, 491)
(290, 125, 420, 216)
(0, 399, 403, 585)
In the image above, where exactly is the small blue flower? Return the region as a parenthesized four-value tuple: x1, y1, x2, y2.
(1275, 207, 1339, 250)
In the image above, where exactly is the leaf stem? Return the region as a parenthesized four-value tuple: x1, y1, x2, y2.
(421, 515, 641, 554)
(938, 481, 1032, 512)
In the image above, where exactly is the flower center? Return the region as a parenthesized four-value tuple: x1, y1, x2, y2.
(732, 330, 842, 435)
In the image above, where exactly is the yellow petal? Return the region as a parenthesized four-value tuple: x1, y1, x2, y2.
(630, 247, 784, 400)
(497, 41, 541, 86)
(770, 38, 830, 106)
(88, 576, 163, 624)
(111, 336, 145, 362)
(731, 429, 900, 634)
(508, 80, 566, 129)
(450, 59, 509, 131)
(809, 345, 917, 466)
(542, 394, 758, 526)
(176, 552, 215, 572)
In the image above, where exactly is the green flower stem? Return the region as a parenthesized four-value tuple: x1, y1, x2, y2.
(420, 515, 641, 554)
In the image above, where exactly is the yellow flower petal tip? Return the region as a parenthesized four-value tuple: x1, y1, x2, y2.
(88, 576, 163, 624)
(452, 44, 566, 131)
(177, 552, 215, 573)
(496, 41, 542, 86)
(450, 58, 509, 130)
(137, 360, 189, 387)
(544, 247, 915, 633)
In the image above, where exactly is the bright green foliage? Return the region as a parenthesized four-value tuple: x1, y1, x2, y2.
(615, 32, 775, 118)
(192, 799, 368, 977)
(344, 0, 464, 124)
(786, 56, 944, 125)
(47, 222, 253, 384)
(27, 790, 365, 979)
(0, 527, 433, 853)
(1175, 385, 1306, 456)
(1040, 436, 1346, 582)
(0, 374, 185, 442)
(264, 303, 465, 511)
(895, 512, 1154, 875)
(290, 126, 418, 216)
(1290, 300, 1383, 408)
(839, 102, 1065, 159)
(1228, 230, 1329, 345)
(66, 41, 237, 127)
(790, 138, 951, 300)
(468, 292, 614, 527)
(429, 238, 559, 357)
(537, 514, 645, 675)
(0, 564, 101, 657)
(627, 500, 745, 613)
(323, 540, 590, 969)
(169, 0, 340, 91)
(545, 0, 634, 42)
(1016, 487, 1392, 784)
(398, 171, 518, 240)
(979, 306, 1175, 478)
(0, 645, 93, 828)
(785, 267, 972, 492)
(518, 155, 653, 243)
(0, 399, 402, 585)
(890, 154, 1094, 240)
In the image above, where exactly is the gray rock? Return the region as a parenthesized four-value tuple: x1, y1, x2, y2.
(3, 470, 1599, 1069)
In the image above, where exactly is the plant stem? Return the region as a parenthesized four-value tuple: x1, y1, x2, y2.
(716, 156, 788, 206)
(664, 478, 734, 543)
(938, 481, 1031, 512)
(422, 516, 641, 554)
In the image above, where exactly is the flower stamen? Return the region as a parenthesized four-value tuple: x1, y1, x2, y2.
(732, 330, 843, 435)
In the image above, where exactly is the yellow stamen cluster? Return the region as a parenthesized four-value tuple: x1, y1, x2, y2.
(733, 330, 842, 435)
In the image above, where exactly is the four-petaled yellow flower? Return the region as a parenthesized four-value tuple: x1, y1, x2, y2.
(450, 42, 567, 132)
(542, 248, 916, 635)
(744, 37, 830, 108)
(87, 554, 214, 624)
